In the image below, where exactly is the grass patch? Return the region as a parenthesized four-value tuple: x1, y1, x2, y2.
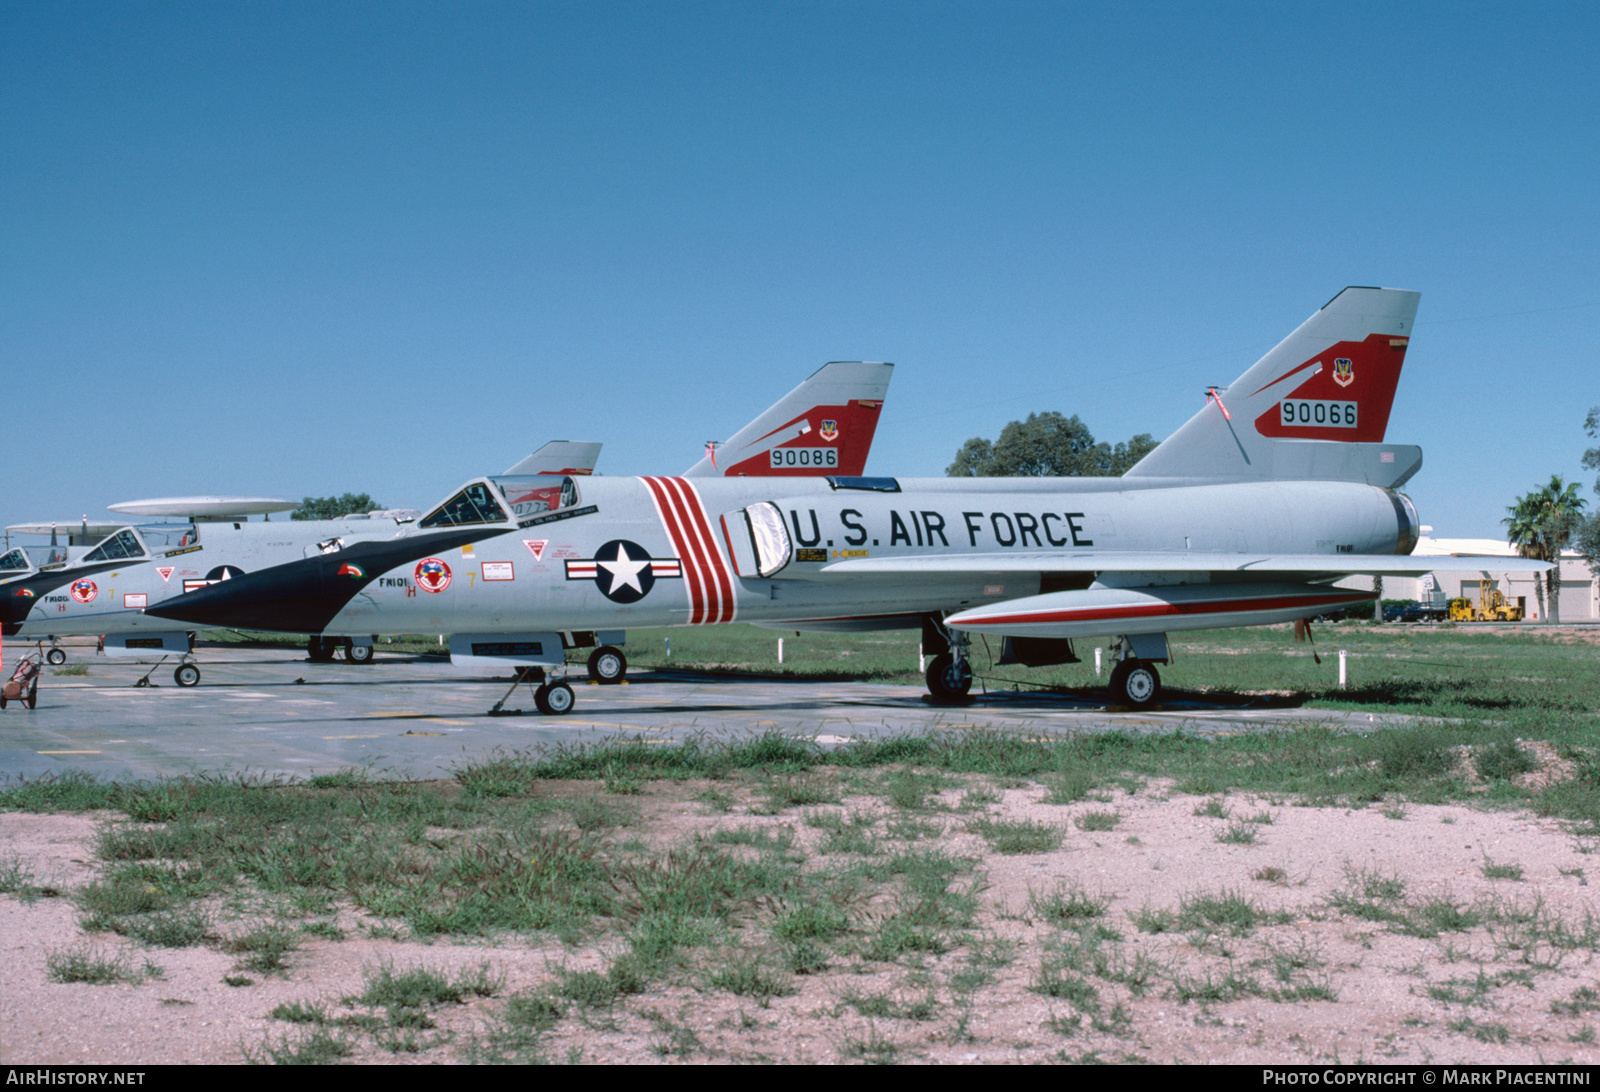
(45, 946, 159, 985)
(1075, 811, 1121, 832)
(968, 817, 1063, 855)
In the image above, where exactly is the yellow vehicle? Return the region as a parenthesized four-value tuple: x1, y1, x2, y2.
(1447, 586, 1524, 622)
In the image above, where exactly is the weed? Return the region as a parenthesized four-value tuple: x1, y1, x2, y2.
(1193, 797, 1230, 819)
(704, 959, 796, 1005)
(1217, 821, 1258, 844)
(1400, 897, 1482, 938)
(1253, 867, 1288, 884)
(1045, 769, 1097, 805)
(959, 783, 1000, 809)
(269, 1001, 329, 1024)
(708, 824, 795, 852)
(968, 817, 1063, 855)
(352, 961, 500, 1010)
(0, 855, 44, 902)
(1553, 986, 1600, 1016)
(568, 797, 633, 831)
(51, 663, 89, 676)
(885, 769, 943, 810)
(1130, 905, 1177, 934)
(222, 924, 298, 975)
(762, 773, 839, 810)
(1481, 858, 1524, 881)
(1169, 967, 1263, 1004)
(1029, 883, 1110, 926)
(1032, 960, 1101, 1011)
(244, 1027, 354, 1064)
(122, 909, 211, 948)
(45, 946, 158, 985)
(1176, 889, 1279, 935)
(1476, 735, 1536, 782)
(840, 1024, 899, 1063)
(557, 970, 620, 1008)
(1447, 1016, 1510, 1044)
(1075, 811, 1121, 832)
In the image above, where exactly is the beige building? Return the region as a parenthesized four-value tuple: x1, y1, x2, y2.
(1368, 534, 1600, 622)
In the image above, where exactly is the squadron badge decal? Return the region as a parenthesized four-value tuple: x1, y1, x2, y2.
(415, 558, 453, 594)
(1332, 357, 1354, 387)
(70, 579, 98, 604)
(565, 539, 682, 604)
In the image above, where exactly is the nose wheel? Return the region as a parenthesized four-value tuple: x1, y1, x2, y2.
(535, 681, 575, 715)
(488, 668, 578, 716)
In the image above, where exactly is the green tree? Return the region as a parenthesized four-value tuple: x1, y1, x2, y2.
(1576, 407, 1600, 574)
(1503, 474, 1586, 622)
(946, 412, 1156, 477)
(292, 493, 383, 521)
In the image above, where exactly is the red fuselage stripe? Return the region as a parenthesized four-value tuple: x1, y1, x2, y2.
(643, 477, 735, 624)
(642, 477, 708, 622)
(668, 477, 735, 623)
(959, 591, 1373, 628)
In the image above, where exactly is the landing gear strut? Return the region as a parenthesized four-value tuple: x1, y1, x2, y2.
(922, 616, 974, 704)
(487, 666, 578, 716)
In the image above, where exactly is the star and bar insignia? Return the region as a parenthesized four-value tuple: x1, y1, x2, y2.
(565, 539, 682, 604)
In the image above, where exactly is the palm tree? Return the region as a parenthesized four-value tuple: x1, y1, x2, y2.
(1504, 475, 1588, 622)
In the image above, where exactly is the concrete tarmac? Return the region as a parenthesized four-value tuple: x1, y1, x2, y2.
(0, 645, 1414, 785)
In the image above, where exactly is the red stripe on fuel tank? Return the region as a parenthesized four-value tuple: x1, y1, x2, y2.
(959, 591, 1371, 628)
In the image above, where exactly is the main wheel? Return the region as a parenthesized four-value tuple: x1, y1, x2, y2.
(924, 653, 973, 703)
(46, 648, 67, 666)
(307, 636, 336, 662)
(174, 664, 201, 688)
(1, 695, 8, 709)
(587, 645, 626, 684)
(535, 681, 575, 715)
(346, 641, 374, 665)
(25, 686, 37, 710)
(1108, 660, 1159, 708)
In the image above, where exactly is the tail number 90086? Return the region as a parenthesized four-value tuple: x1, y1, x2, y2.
(770, 447, 840, 468)
(1280, 399, 1357, 428)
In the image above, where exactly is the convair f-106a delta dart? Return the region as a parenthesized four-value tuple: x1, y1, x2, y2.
(1, 363, 892, 687)
(153, 288, 1550, 712)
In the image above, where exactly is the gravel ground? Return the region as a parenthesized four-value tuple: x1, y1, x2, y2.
(4, 767, 1599, 1065)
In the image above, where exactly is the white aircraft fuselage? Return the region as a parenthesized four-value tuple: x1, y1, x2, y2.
(151, 472, 1417, 640)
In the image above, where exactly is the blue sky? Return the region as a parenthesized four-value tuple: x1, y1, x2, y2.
(3, 1, 1595, 543)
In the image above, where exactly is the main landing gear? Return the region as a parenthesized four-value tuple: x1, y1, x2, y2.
(307, 636, 375, 664)
(1105, 634, 1170, 710)
(922, 616, 974, 704)
(1107, 659, 1160, 709)
(586, 645, 627, 684)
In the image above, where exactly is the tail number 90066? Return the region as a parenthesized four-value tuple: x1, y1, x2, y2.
(1280, 399, 1358, 428)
